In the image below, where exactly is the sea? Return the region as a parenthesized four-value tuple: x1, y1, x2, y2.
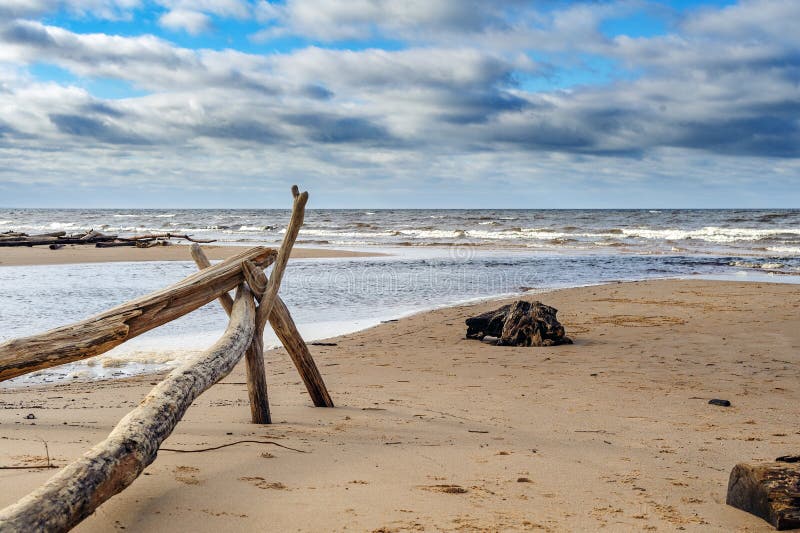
(2, 208, 799, 386)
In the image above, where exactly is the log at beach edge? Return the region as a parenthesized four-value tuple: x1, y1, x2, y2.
(0, 285, 256, 532)
(0, 246, 276, 382)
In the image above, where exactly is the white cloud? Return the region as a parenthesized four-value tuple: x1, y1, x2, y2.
(158, 9, 211, 34)
(0, 0, 798, 205)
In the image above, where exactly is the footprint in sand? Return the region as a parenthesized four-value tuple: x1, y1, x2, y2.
(239, 476, 288, 490)
(173, 466, 202, 485)
(419, 484, 468, 494)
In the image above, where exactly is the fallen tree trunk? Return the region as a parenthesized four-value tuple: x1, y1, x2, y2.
(0, 285, 256, 532)
(0, 246, 276, 382)
(0, 236, 117, 247)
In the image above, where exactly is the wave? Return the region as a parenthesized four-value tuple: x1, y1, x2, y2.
(767, 246, 800, 255)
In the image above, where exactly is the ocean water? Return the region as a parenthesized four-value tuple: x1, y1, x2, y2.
(3, 208, 800, 258)
(1, 208, 799, 385)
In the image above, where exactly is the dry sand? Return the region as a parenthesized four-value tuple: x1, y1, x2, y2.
(1, 279, 798, 531)
(0, 244, 382, 266)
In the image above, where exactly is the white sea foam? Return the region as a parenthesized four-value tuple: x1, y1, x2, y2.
(767, 246, 800, 255)
(621, 226, 800, 243)
(238, 225, 270, 231)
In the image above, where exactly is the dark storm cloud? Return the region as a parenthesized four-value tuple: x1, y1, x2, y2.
(196, 120, 284, 143)
(49, 113, 150, 145)
(284, 114, 395, 144)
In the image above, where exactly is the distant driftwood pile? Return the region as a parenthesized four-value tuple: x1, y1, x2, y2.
(0, 229, 216, 249)
(0, 186, 333, 532)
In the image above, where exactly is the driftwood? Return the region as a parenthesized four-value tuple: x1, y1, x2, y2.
(0, 230, 213, 248)
(0, 285, 256, 532)
(0, 246, 276, 382)
(243, 260, 334, 408)
(465, 300, 572, 347)
(95, 241, 136, 248)
(255, 186, 309, 335)
(727, 460, 800, 530)
(117, 233, 216, 244)
(193, 245, 333, 409)
(239, 186, 308, 423)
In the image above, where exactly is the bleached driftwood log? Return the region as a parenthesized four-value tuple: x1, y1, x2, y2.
(255, 185, 309, 335)
(0, 285, 256, 532)
(0, 246, 275, 382)
(242, 260, 333, 408)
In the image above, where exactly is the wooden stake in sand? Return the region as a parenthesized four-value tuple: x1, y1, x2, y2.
(0, 285, 256, 532)
(0, 246, 276, 382)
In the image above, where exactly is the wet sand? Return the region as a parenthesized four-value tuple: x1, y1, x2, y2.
(0, 244, 383, 266)
(0, 279, 798, 531)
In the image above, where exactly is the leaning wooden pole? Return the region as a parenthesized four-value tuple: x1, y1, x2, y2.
(255, 185, 309, 335)
(0, 247, 275, 382)
(0, 285, 256, 532)
(243, 261, 333, 407)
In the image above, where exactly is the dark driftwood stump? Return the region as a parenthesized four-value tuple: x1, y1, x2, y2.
(727, 460, 800, 530)
(466, 300, 572, 347)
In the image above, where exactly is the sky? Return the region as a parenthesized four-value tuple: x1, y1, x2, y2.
(0, 0, 799, 208)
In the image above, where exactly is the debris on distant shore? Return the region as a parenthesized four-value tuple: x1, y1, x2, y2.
(0, 230, 215, 249)
(466, 300, 573, 347)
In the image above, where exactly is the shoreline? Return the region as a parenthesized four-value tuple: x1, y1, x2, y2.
(1, 279, 798, 530)
(0, 244, 385, 267)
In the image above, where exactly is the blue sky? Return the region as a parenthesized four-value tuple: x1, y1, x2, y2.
(0, 0, 798, 207)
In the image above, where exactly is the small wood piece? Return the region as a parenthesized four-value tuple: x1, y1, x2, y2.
(727, 461, 800, 530)
(0, 246, 276, 382)
(0, 285, 256, 532)
(48, 244, 64, 250)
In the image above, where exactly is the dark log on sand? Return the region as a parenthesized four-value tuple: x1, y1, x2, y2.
(0, 285, 256, 532)
(95, 241, 137, 248)
(0, 246, 276, 382)
(48, 244, 65, 250)
(466, 300, 572, 347)
(727, 460, 800, 530)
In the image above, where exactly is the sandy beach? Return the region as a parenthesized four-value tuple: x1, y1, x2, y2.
(0, 244, 383, 266)
(0, 278, 797, 531)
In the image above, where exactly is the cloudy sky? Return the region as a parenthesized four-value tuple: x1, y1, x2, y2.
(0, 0, 798, 208)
